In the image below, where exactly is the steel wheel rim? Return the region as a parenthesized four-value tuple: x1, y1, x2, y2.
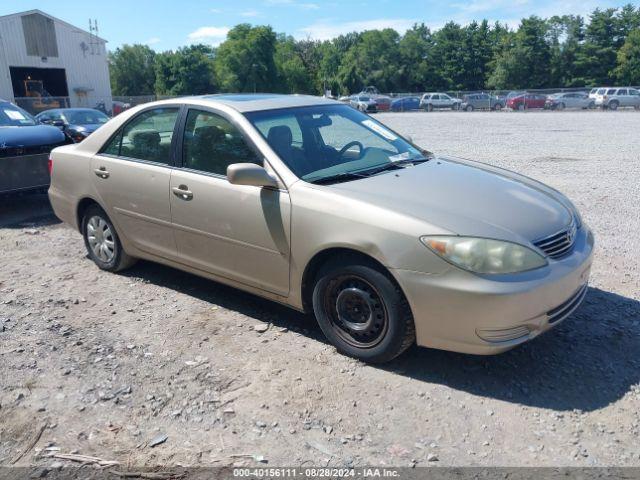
(87, 215, 115, 263)
(323, 275, 388, 348)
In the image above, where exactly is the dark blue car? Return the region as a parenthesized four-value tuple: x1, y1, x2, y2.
(0, 100, 67, 194)
(390, 96, 421, 112)
(36, 108, 109, 143)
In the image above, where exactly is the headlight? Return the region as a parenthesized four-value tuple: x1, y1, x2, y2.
(420, 236, 547, 274)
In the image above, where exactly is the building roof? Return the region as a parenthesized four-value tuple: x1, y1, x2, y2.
(198, 93, 336, 113)
(0, 9, 107, 43)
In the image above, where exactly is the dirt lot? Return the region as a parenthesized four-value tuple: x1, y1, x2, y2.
(1, 111, 639, 471)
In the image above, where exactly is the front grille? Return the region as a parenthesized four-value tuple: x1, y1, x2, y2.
(547, 283, 588, 324)
(533, 222, 577, 259)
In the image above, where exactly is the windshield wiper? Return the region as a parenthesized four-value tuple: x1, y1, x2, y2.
(361, 156, 431, 176)
(308, 171, 370, 185)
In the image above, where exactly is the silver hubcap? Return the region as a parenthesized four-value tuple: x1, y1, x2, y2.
(87, 215, 115, 263)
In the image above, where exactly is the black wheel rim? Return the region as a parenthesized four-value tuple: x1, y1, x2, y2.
(323, 275, 388, 348)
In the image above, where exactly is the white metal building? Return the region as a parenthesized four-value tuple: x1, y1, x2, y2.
(0, 9, 112, 112)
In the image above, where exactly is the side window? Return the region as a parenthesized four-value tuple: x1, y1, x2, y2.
(119, 108, 179, 164)
(183, 109, 260, 176)
(102, 130, 122, 156)
(607, 89, 617, 95)
(630, 89, 640, 96)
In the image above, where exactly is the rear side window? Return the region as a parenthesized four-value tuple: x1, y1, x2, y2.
(101, 108, 179, 164)
(630, 89, 640, 96)
(617, 89, 628, 95)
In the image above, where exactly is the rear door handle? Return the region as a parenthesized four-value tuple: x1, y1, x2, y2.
(172, 185, 193, 201)
(94, 167, 109, 179)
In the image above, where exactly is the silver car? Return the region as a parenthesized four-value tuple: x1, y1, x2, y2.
(545, 92, 594, 110)
(594, 87, 640, 110)
(48, 94, 593, 363)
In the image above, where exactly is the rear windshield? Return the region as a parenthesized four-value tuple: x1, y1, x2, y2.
(0, 103, 36, 127)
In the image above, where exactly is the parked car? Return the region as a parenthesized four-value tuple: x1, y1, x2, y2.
(0, 99, 67, 195)
(420, 93, 462, 111)
(111, 101, 131, 116)
(349, 95, 378, 113)
(36, 108, 110, 143)
(373, 96, 392, 111)
(390, 96, 421, 112)
(460, 93, 504, 111)
(48, 94, 593, 363)
(593, 87, 640, 110)
(545, 92, 594, 110)
(359, 86, 380, 95)
(506, 93, 547, 110)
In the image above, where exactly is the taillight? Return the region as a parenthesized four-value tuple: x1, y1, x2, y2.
(48, 155, 53, 175)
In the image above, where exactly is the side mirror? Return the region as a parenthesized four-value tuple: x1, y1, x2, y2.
(227, 163, 278, 188)
(39, 118, 51, 124)
(52, 120, 65, 128)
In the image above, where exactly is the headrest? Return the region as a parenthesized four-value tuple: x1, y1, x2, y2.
(194, 125, 225, 143)
(267, 125, 293, 149)
(129, 129, 160, 147)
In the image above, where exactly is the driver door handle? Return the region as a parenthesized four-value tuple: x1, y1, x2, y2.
(94, 167, 109, 179)
(172, 185, 193, 201)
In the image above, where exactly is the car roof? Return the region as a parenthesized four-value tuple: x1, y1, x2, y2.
(194, 93, 336, 113)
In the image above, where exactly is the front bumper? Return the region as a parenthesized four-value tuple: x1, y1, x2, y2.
(392, 226, 594, 354)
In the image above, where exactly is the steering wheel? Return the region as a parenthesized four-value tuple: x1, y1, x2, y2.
(337, 141, 364, 160)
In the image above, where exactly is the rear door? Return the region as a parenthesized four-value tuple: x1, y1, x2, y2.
(90, 106, 180, 260)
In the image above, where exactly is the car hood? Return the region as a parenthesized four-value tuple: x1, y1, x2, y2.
(326, 156, 574, 244)
(0, 125, 65, 146)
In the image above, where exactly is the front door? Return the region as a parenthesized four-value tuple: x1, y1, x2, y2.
(91, 107, 180, 259)
(169, 108, 291, 296)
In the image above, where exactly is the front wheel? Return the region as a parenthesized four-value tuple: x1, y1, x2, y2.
(465, 105, 474, 112)
(312, 262, 415, 363)
(608, 101, 619, 111)
(82, 205, 136, 272)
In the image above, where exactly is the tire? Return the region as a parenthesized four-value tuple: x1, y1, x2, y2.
(465, 105, 474, 112)
(588, 101, 595, 109)
(493, 103, 503, 111)
(608, 101, 619, 111)
(312, 261, 415, 363)
(82, 205, 136, 272)
(518, 104, 525, 111)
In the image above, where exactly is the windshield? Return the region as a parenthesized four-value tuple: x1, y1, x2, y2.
(246, 104, 426, 183)
(0, 103, 36, 127)
(64, 109, 109, 125)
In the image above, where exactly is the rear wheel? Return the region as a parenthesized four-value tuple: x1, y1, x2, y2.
(82, 205, 136, 272)
(312, 261, 415, 363)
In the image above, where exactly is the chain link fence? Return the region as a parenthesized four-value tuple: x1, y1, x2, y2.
(13, 87, 640, 116)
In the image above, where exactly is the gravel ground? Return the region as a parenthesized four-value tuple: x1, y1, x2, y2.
(1, 111, 639, 471)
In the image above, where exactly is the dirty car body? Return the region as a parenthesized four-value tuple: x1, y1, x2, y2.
(48, 94, 593, 362)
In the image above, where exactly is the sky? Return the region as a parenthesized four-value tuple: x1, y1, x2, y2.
(1, 0, 636, 51)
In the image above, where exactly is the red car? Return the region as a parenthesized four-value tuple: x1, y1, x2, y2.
(506, 93, 547, 110)
(373, 96, 392, 112)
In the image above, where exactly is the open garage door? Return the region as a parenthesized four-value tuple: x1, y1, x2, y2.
(10, 66, 70, 114)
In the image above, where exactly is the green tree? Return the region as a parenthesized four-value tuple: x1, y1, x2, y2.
(488, 17, 551, 89)
(109, 44, 156, 96)
(615, 29, 640, 84)
(336, 29, 402, 94)
(274, 35, 314, 93)
(214, 24, 279, 92)
(154, 44, 216, 95)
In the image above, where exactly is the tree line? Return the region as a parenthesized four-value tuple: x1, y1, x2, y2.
(109, 5, 640, 97)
